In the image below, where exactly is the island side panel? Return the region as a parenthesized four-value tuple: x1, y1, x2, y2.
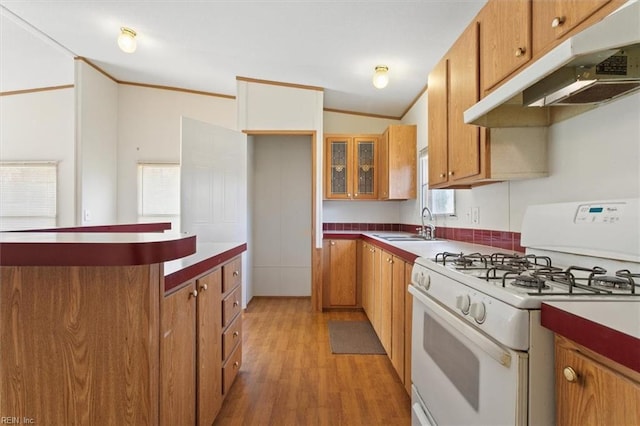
(0, 264, 160, 425)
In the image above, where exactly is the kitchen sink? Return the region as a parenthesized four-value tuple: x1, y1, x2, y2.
(373, 234, 441, 242)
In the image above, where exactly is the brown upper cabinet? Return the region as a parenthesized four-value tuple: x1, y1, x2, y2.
(532, 0, 614, 56)
(325, 126, 416, 200)
(428, 22, 485, 188)
(324, 135, 378, 200)
(479, 0, 532, 95)
(379, 124, 417, 200)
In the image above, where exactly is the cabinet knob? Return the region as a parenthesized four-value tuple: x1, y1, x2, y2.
(563, 366, 578, 382)
(200, 283, 208, 291)
(233, 271, 239, 277)
(233, 300, 239, 307)
(190, 289, 198, 299)
(354, 193, 359, 197)
(440, 173, 446, 178)
(331, 241, 336, 246)
(233, 361, 240, 369)
(233, 331, 239, 338)
(551, 16, 566, 28)
(515, 47, 526, 57)
(347, 193, 352, 198)
(448, 171, 454, 176)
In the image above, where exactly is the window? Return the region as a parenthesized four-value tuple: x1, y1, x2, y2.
(0, 162, 57, 231)
(419, 148, 455, 215)
(137, 163, 180, 231)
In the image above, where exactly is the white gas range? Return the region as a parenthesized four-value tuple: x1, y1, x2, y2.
(409, 199, 640, 426)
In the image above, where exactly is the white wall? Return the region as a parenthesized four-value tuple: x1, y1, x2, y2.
(117, 85, 236, 224)
(75, 60, 118, 225)
(322, 110, 405, 224)
(237, 80, 324, 247)
(251, 135, 312, 296)
(0, 88, 76, 226)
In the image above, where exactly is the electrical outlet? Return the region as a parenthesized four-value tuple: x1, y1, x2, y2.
(83, 209, 92, 222)
(472, 207, 479, 224)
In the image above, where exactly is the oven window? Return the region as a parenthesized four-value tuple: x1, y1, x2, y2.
(423, 312, 479, 410)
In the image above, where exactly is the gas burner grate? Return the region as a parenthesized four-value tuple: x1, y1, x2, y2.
(511, 275, 550, 290)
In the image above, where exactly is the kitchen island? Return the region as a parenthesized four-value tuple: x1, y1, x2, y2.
(0, 230, 246, 426)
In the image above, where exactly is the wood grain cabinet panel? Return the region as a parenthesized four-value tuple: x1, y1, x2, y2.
(404, 262, 413, 396)
(532, 0, 613, 56)
(161, 282, 197, 426)
(222, 315, 242, 361)
(479, 0, 531, 94)
(222, 344, 243, 396)
(390, 254, 406, 380)
(427, 58, 450, 187)
(222, 285, 242, 328)
(555, 336, 640, 426)
(222, 256, 242, 293)
(379, 125, 417, 200)
(322, 239, 357, 307)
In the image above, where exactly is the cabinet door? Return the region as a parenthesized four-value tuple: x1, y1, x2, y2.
(161, 283, 197, 426)
(327, 239, 357, 306)
(361, 242, 372, 316)
(555, 341, 640, 425)
(480, 0, 531, 94)
(196, 270, 223, 426)
(532, 0, 612, 55)
(325, 137, 352, 199)
(384, 125, 417, 200)
(353, 137, 378, 199)
(427, 59, 449, 187)
(371, 245, 382, 333)
(448, 22, 482, 182)
(391, 255, 406, 379)
(379, 251, 393, 354)
(379, 129, 390, 199)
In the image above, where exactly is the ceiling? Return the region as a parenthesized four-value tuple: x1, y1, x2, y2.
(0, 0, 487, 118)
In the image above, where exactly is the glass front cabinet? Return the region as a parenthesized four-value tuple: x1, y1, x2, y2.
(325, 136, 378, 200)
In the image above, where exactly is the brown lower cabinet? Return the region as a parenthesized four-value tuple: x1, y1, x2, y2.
(359, 240, 413, 394)
(322, 239, 358, 308)
(161, 256, 242, 426)
(554, 335, 640, 426)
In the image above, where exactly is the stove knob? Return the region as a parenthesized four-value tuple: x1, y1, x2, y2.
(455, 294, 471, 314)
(470, 302, 487, 324)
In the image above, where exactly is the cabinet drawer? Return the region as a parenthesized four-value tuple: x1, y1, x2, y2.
(222, 286, 241, 328)
(222, 256, 242, 294)
(222, 314, 242, 361)
(222, 344, 242, 396)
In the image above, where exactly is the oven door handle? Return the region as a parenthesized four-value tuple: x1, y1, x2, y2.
(410, 286, 512, 368)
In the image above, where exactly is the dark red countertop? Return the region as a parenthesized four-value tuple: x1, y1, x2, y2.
(0, 232, 196, 266)
(541, 301, 640, 373)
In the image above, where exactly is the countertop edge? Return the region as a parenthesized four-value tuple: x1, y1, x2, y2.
(541, 302, 640, 373)
(164, 243, 247, 293)
(0, 233, 196, 266)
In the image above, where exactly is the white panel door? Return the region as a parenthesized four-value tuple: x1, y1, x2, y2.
(180, 117, 247, 243)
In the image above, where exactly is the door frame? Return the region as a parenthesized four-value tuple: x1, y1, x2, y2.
(244, 130, 322, 311)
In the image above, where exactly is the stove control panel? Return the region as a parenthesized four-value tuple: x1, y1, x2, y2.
(575, 202, 624, 224)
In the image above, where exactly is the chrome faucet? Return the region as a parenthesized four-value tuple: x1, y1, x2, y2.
(420, 206, 436, 240)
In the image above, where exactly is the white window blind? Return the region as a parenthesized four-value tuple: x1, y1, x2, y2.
(137, 163, 180, 231)
(0, 162, 57, 231)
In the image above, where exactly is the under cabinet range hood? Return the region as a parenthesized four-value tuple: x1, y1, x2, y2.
(465, 0, 640, 127)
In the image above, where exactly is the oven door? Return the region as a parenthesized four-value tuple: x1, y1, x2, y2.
(410, 285, 529, 425)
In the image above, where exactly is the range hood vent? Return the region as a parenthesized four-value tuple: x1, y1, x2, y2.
(465, 0, 640, 128)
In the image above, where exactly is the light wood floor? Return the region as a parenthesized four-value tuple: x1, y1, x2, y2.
(214, 297, 411, 426)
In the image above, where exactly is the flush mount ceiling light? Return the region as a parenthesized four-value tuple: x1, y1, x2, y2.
(372, 65, 389, 89)
(118, 27, 137, 53)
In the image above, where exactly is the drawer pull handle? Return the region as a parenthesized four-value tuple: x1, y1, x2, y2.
(200, 283, 208, 291)
(233, 361, 239, 369)
(233, 271, 239, 277)
(233, 331, 239, 338)
(563, 366, 578, 382)
(190, 289, 198, 298)
(552, 16, 566, 28)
